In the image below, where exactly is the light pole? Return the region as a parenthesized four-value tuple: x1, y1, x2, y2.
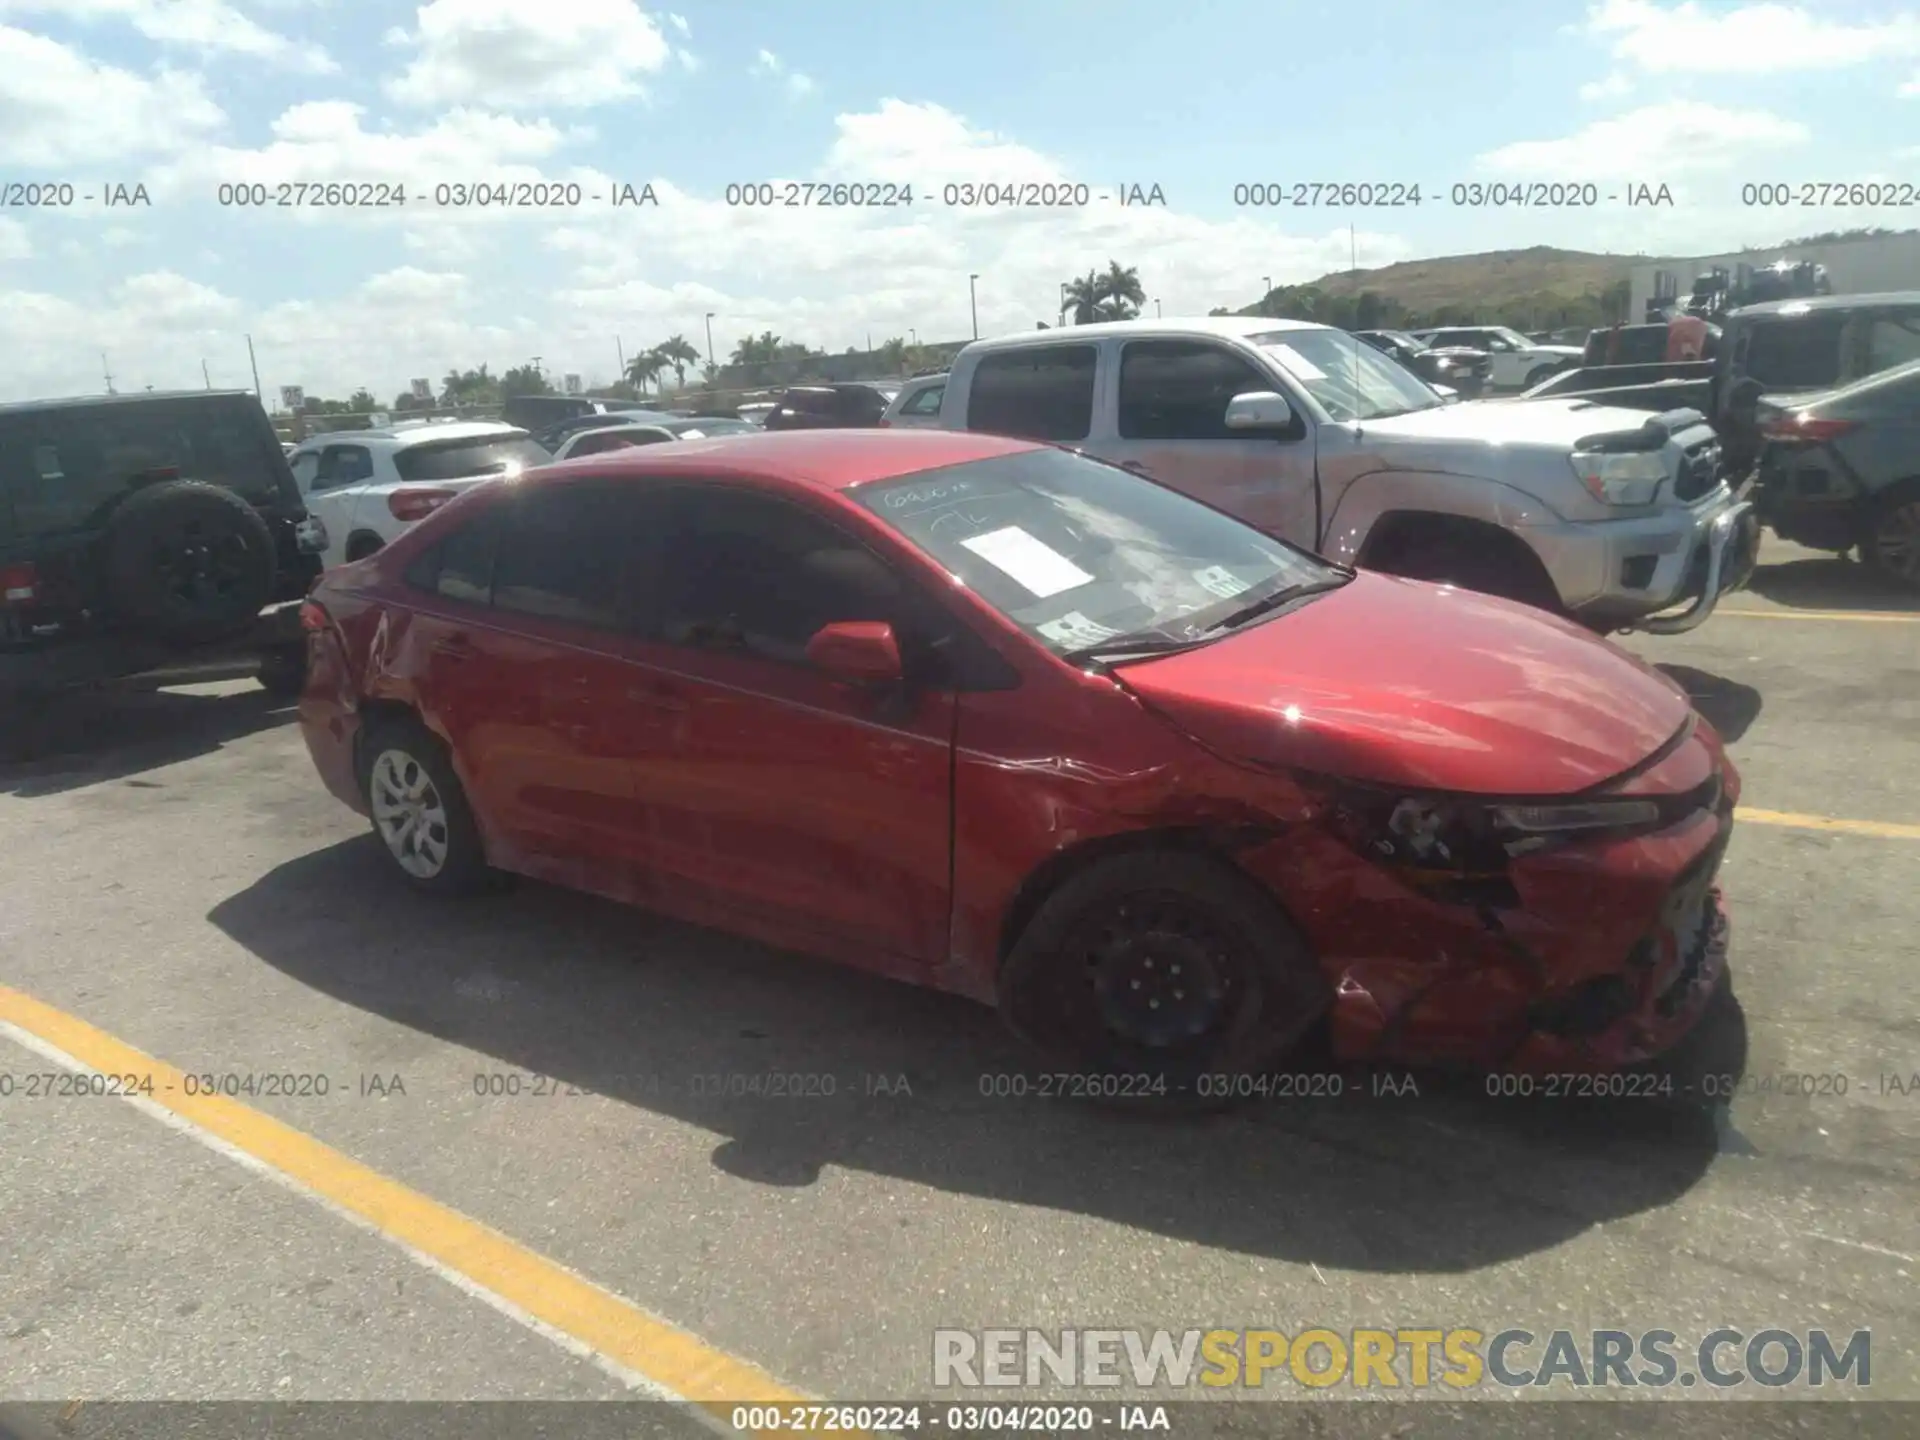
(969, 273, 980, 339)
(1154, 298, 1162, 318)
(1261, 276, 1272, 316)
(1059, 282, 1069, 327)
(704, 313, 716, 371)
(910, 327, 918, 346)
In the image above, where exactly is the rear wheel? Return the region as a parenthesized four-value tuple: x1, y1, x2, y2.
(102, 480, 277, 643)
(345, 532, 386, 562)
(359, 718, 491, 895)
(1523, 363, 1560, 390)
(998, 851, 1329, 1109)
(1862, 480, 1920, 590)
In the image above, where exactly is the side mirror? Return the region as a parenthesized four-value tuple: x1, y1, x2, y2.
(806, 620, 903, 683)
(1223, 390, 1295, 432)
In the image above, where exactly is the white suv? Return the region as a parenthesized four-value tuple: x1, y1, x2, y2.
(880, 373, 948, 428)
(286, 420, 549, 568)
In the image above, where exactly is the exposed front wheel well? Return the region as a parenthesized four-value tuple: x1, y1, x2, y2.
(1358, 511, 1565, 613)
(996, 826, 1276, 969)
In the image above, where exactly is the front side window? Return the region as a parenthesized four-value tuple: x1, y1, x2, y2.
(964, 345, 1097, 443)
(854, 446, 1344, 657)
(649, 487, 929, 666)
(1118, 340, 1285, 440)
(1248, 328, 1444, 422)
(315, 446, 373, 489)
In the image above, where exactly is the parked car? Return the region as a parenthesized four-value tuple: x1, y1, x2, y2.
(531, 409, 680, 453)
(1751, 358, 1920, 587)
(1352, 331, 1492, 398)
(735, 402, 777, 426)
(935, 318, 1757, 635)
(298, 429, 1739, 1093)
(763, 382, 899, 430)
(1528, 291, 1920, 480)
(1582, 318, 1719, 368)
(0, 390, 322, 697)
(879, 374, 949, 428)
(286, 421, 549, 567)
(501, 395, 665, 432)
(654, 416, 759, 438)
(549, 424, 678, 461)
(1409, 326, 1583, 391)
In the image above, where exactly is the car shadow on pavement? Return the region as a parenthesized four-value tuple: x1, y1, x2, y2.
(1743, 555, 1920, 612)
(1655, 664, 1764, 743)
(0, 685, 294, 797)
(211, 838, 1734, 1275)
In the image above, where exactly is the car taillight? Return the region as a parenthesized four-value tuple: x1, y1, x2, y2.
(1760, 415, 1857, 443)
(0, 561, 37, 604)
(299, 600, 330, 632)
(388, 487, 459, 521)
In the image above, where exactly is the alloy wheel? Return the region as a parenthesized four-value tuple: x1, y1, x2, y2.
(369, 748, 451, 878)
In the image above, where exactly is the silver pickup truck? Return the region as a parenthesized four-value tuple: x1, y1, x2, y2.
(935, 317, 1758, 634)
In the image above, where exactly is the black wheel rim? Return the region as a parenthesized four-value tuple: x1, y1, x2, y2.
(1061, 891, 1247, 1055)
(152, 517, 253, 614)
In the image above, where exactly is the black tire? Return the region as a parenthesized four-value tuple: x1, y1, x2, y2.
(345, 533, 386, 562)
(257, 643, 306, 698)
(358, 717, 492, 895)
(1861, 479, 1920, 591)
(1368, 525, 1563, 612)
(1523, 364, 1558, 391)
(102, 480, 276, 644)
(997, 850, 1330, 1108)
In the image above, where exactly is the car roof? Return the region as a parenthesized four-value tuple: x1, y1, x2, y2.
(962, 316, 1324, 351)
(1731, 290, 1920, 318)
(535, 428, 1037, 492)
(298, 420, 527, 449)
(0, 389, 258, 416)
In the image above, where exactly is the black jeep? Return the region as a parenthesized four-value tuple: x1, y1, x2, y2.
(0, 390, 323, 699)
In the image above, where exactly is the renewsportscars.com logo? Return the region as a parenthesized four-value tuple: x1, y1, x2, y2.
(931, 1327, 1872, 1391)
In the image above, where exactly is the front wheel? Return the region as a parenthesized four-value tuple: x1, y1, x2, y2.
(1523, 364, 1560, 391)
(997, 851, 1329, 1108)
(360, 720, 492, 894)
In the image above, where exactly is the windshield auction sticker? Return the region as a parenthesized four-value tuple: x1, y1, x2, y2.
(960, 525, 1094, 598)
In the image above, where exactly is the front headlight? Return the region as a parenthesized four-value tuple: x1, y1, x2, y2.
(1569, 449, 1667, 506)
(1492, 799, 1661, 835)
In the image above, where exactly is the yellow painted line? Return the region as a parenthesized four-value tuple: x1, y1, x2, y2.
(1741, 808, 1920, 841)
(0, 983, 820, 1435)
(1715, 607, 1920, 623)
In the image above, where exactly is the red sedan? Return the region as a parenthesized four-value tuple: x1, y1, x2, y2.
(297, 430, 1736, 1094)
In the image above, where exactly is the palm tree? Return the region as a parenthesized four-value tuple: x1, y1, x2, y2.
(625, 351, 666, 395)
(654, 334, 700, 388)
(1061, 271, 1103, 325)
(877, 337, 909, 374)
(729, 331, 784, 366)
(1097, 260, 1145, 320)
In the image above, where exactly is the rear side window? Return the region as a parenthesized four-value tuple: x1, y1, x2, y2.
(490, 484, 646, 630)
(1743, 315, 1846, 389)
(965, 346, 1097, 442)
(837, 387, 890, 423)
(394, 436, 548, 482)
(1866, 312, 1920, 372)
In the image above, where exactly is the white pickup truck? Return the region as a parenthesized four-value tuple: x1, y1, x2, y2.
(936, 317, 1758, 635)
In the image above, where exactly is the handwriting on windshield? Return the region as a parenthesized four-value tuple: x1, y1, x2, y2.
(884, 479, 978, 510)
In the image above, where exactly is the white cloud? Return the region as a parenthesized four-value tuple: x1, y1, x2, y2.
(386, 0, 672, 109)
(1585, 0, 1920, 74)
(0, 0, 336, 72)
(0, 216, 30, 261)
(0, 25, 225, 165)
(1478, 101, 1807, 178)
(1578, 73, 1633, 101)
(751, 48, 814, 98)
(1902, 70, 1920, 96)
(665, 10, 688, 35)
(676, 49, 699, 72)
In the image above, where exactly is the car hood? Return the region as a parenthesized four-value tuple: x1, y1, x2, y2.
(1357, 394, 1672, 452)
(1113, 571, 1691, 794)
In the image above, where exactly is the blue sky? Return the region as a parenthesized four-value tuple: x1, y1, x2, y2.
(1, 0, 1917, 401)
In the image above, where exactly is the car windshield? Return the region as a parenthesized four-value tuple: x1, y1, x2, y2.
(1249, 328, 1447, 421)
(853, 446, 1345, 656)
(1489, 327, 1534, 349)
(1376, 331, 1425, 351)
(394, 435, 549, 482)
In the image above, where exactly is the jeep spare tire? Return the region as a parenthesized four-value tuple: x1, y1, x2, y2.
(102, 479, 277, 644)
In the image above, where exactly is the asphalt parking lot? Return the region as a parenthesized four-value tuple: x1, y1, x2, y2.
(1, 539, 1916, 1434)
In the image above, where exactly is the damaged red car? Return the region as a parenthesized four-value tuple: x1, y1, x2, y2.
(297, 430, 1736, 1094)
